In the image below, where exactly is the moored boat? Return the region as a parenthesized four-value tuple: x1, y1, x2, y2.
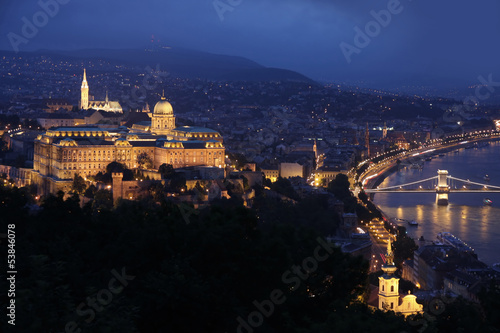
(436, 232, 475, 254)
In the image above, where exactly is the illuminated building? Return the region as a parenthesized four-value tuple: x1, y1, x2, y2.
(33, 96, 224, 195)
(149, 92, 175, 135)
(80, 69, 122, 113)
(378, 239, 423, 316)
(261, 166, 279, 182)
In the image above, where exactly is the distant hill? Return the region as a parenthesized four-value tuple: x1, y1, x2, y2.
(4, 47, 315, 83)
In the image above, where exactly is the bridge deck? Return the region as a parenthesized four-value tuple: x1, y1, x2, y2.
(365, 189, 500, 193)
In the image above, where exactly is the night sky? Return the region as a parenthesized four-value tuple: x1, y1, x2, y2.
(1, 0, 499, 86)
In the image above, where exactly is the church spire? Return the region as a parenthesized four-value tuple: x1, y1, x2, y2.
(161, 89, 166, 100)
(386, 238, 394, 266)
(81, 68, 89, 109)
(81, 68, 88, 89)
(381, 237, 397, 276)
(105, 91, 109, 103)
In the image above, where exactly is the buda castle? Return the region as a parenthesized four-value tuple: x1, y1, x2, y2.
(33, 92, 225, 195)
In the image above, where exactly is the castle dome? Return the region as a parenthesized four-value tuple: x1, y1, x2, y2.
(154, 96, 173, 115)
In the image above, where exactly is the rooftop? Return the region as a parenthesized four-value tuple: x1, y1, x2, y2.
(173, 126, 219, 134)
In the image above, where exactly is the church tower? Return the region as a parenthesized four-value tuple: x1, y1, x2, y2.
(378, 238, 400, 311)
(81, 69, 89, 110)
(105, 91, 109, 108)
(382, 122, 388, 139)
(313, 138, 317, 159)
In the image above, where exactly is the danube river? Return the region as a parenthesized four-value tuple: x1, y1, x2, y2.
(374, 140, 500, 265)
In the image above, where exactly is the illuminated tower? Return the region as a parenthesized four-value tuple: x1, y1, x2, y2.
(378, 237, 424, 315)
(365, 123, 370, 157)
(382, 122, 388, 139)
(81, 69, 89, 110)
(378, 238, 399, 311)
(313, 138, 317, 159)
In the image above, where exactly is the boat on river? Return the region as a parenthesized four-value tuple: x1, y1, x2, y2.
(436, 232, 475, 254)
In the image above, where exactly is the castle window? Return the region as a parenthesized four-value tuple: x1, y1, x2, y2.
(391, 303, 394, 309)
(391, 286, 394, 292)
(382, 285, 384, 292)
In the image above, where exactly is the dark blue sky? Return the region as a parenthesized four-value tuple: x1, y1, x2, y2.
(1, 0, 499, 87)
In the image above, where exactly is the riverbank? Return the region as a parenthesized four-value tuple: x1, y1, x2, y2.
(360, 134, 500, 191)
(373, 140, 500, 265)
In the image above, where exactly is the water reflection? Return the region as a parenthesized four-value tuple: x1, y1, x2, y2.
(374, 141, 500, 265)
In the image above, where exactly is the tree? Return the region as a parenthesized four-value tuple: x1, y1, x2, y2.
(137, 152, 153, 169)
(271, 177, 300, 201)
(159, 163, 176, 179)
(168, 173, 186, 193)
(327, 173, 351, 200)
(194, 181, 204, 193)
(84, 184, 97, 198)
(227, 152, 248, 170)
(71, 173, 86, 194)
(393, 226, 418, 267)
(358, 191, 369, 203)
(94, 162, 134, 183)
(0, 182, 417, 333)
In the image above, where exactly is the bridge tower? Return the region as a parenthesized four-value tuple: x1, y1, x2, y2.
(436, 170, 449, 205)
